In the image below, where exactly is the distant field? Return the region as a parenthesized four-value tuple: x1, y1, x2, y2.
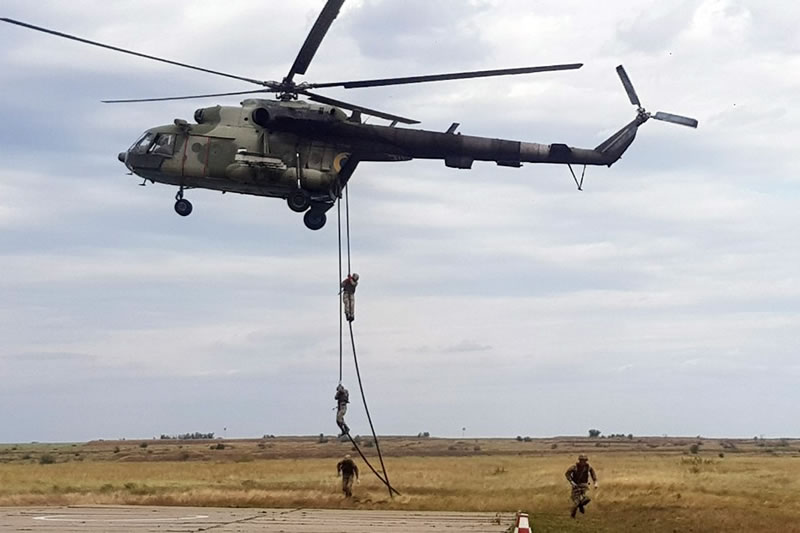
(1, 436, 799, 532)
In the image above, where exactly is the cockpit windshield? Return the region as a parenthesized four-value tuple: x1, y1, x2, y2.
(130, 131, 156, 154)
(129, 132, 176, 156)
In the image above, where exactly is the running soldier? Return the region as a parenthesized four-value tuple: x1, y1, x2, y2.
(335, 384, 350, 436)
(565, 454, 598, 518)
(340, 273, 359, 322)
(337, 454, 359, 497)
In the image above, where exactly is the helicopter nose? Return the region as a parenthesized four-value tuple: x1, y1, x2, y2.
(118, 151, 127, 163)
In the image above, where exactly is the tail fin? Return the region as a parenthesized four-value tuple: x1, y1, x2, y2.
(594, 117, 645, 166)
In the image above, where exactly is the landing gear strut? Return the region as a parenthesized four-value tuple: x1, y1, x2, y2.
(174, 188, 192, 217)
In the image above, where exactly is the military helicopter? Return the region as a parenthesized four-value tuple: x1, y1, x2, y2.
(2, 1, 697, 230)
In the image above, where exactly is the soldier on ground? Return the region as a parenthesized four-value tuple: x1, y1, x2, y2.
(340, 273, 359, 322)
(565, 454, 598, 518)
(337, 453, 359, 497)
(335, 384, 350, 437)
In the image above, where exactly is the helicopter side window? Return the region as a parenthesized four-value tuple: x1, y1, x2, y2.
(149, 133, 176, 156)
(130, 132, 156, 154)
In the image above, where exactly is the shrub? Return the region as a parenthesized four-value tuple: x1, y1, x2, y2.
(551, 443, 558, 449)
(39, 454, 55, 465)
(317, 433, 328, 444)
(139, 442, 148, 448)
(588, 429, 601, 438)
(689, 444, 700, 454)
(516, 436, 523, 442)
(211, 443, 225, 450)
(523, 436, 532, 442)
(113, 446, 120, 454)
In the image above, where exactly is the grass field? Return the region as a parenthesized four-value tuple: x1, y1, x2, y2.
(1, 436, 799, 532)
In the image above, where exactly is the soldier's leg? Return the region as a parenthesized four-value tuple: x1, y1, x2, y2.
(343, 475, 353, 497)
(570, 486, 582, 518)
(343, 293, 354, 321)
(336, 404, 349, 435)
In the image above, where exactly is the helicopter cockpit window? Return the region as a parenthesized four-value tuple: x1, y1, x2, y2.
(149, 133, 175, 156)
(130, 132, 156, 154)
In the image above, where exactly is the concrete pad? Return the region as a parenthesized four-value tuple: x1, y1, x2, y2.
(0, 506, 514, 532)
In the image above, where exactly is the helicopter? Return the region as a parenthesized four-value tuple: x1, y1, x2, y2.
(1, 1, 697, 231)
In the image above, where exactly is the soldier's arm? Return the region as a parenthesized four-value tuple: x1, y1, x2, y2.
(590, 466, 597, 482)
(336, 462, 342, 476)
(565, 465, 575, 483)
(354, 464, 359, 479)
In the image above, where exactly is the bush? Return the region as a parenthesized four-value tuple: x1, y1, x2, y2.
(551, 443, 558, 449)
(317, 433, 328, 444)
(211, 443, 225, 450)
(139, 442, 148, 448)
(689, 444, 700, 454)
(113, 446, 120, 454)
(39, 454, 55, 465)
(417, 432, 430, 438)
(588, 429, 601, 438)
(516, 436, 523, 442)
(523, 436, 532, 442)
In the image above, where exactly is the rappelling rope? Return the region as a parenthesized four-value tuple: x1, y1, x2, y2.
(347, 320, 398, 497)
(337, 195, 343, 384)
(335, 183, 400, 498)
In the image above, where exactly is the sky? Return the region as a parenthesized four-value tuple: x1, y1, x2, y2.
(0, 0, 798, 442)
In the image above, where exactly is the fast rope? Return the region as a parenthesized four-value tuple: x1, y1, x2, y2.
(336, 184, 400, 498)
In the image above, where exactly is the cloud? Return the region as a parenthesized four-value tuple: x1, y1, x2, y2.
(0, 0, 799, 441)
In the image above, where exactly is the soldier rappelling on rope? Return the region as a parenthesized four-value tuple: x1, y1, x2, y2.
(340, 273, 359, 322)
(335, 383, 350, 437)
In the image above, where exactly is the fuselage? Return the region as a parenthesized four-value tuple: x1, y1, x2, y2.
(120, 98, 617, 200)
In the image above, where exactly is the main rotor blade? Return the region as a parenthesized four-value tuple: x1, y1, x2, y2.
(301, 90, 419, 124)
(285, 0, 346, 82)
(307, 63, 583, 89)
(102, 89, 274, 104)
(616, 65, 641, 107)
(1, 18, 269, 87)
(653, 111, 698, 128)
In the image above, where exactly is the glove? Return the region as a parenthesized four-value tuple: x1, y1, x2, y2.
(357, 479, 361, 484)
(594, 482, 599, 489)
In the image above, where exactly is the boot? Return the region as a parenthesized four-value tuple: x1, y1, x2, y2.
(570, 507, 577, 519)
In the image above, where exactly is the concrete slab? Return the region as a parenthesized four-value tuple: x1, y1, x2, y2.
(0, 506, 514, 532)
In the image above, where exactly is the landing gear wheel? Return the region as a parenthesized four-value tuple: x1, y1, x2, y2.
(287, 189, 311, 212)
(303, 209, 327, 230)
(174, 198, 193, 217)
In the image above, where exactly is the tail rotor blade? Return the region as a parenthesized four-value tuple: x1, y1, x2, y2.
(653, 111, 698, 128)
(616, 65, 641, 107)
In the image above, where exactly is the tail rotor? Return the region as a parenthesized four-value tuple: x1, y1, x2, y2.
(616, 65, 698, 128)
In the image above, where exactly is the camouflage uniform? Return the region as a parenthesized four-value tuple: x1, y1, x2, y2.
(341, 273, 359, 322)
(337, 455, 359, 497)
(565, 455, 597, 518)
(335, 384, 350, 436)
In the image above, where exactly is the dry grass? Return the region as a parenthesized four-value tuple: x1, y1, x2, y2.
(1, 437, 799, 532)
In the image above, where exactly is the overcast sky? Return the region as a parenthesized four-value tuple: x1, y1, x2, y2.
(1, 0, 798, 442)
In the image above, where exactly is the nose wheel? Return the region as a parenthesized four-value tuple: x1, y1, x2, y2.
(174, 188, 193, 217)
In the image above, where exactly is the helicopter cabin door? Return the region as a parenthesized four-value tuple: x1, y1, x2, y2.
(181, 135, 209, 178)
